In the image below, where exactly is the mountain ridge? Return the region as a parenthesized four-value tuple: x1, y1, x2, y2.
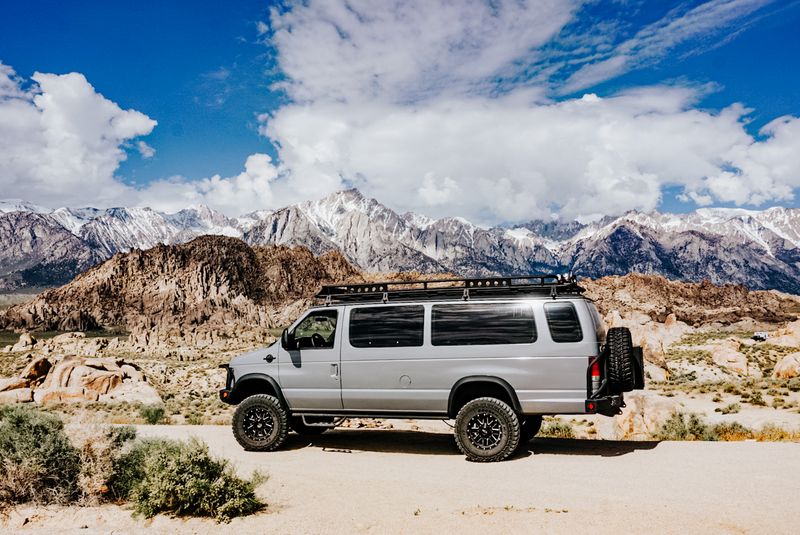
(1, 188, 799, 292)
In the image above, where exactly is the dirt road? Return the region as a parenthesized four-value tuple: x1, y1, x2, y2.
(7, 423, 800, 534)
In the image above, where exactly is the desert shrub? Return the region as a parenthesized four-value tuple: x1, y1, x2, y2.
(0, 405, 81, 506)
(755, 424, 800, 442)
(108, 438, 264, 521)
(655, 412, 715, 441)
(709, 422, 753, 441)
(139, 404, 167, 425)
(68, 425, 137, 503)
(186, 412, 205, 425)
(539, 420, 575, 439)
(715, 403, 741, 415)
(722, 383, 742, 395)
(746, 390, 766, 406)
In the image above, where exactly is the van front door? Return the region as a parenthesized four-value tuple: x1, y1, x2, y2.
(278, 308, 343, 410)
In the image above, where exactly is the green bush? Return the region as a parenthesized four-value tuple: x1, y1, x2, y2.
(655, 412, 715, 441)
(70, 425, 137, 502)
(139, 404, 167, 425)
(709, 421, 753, 441)
(0, 405, 81, 506)
(715, 403, 741, 415)
(539, 420, 575, 439)
(108, 438, 264, 521)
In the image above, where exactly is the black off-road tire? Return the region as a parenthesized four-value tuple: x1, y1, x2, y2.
(291, 416, 333, 436)
(520, 415, 543, 443)
(606, 327, 636, 393)
(232, 394, 289, 451)
(454, 397, 520, 462)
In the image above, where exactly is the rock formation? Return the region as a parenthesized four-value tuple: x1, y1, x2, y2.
(583, 273, 799, 325)
(0, 350, 159, 405)
(1, 236, 362, 347)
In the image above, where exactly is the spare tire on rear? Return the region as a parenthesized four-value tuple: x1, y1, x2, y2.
(606, 327, 636, 393)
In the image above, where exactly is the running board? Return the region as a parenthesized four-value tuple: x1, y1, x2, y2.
(301, 416, 345, 428)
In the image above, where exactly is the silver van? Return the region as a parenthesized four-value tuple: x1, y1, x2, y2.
(220, 275, 643, 462)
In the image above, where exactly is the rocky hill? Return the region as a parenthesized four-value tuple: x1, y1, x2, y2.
(0, 236, 361, 346)
(583, 273, 800, 326)
(2, 189, 800, 292)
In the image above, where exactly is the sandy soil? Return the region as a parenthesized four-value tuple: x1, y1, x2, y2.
(4, 422, 799, 534)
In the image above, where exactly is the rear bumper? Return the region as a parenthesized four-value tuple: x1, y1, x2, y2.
(585, 394, 625, 416)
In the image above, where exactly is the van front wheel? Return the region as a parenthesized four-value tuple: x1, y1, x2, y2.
(232, 394, 288, 451)
(454, 397, 520, 462)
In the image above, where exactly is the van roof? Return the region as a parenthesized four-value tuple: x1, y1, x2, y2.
(316, 275, 587, 305)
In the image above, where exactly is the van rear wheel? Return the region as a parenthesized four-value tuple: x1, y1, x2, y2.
(454, 397, 520, 462)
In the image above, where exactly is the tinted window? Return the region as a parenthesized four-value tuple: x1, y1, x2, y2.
(293, 309, 338, 349)
(544, 302, 583, 343)
(432, 303, 536, 346)
(349, 305, 424, 348)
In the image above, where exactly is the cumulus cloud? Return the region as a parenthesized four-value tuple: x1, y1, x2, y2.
(2, 1, 798, 223)
(269, 0, 578, 103)
(256, 0, 800, 223)
(262, 86, 800, 223)
(136, 140, 155, 159)
(0, 62, 156, 207)
(138, 153, 279, 214)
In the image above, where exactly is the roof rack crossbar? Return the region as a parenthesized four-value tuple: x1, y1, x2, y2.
(316, 274, 583, 304)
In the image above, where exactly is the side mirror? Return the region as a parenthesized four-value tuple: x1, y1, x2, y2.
(281, 328, 296, 350)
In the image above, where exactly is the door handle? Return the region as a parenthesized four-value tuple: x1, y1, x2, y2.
(330, 363, 339, 379)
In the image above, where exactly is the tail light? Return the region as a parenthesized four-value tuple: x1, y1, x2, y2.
(590, 356, 601, 395)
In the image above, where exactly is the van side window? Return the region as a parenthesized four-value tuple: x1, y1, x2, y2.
(349, 305, 424, 348)
(431, 303, 536, 346)
(544, 302, 583, 343)
(293, 309, 338, 349)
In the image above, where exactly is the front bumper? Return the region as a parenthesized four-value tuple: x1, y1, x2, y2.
(585, 394, 625, 416)
(219, 388, 234, 404)
(219, 364, 234, 404)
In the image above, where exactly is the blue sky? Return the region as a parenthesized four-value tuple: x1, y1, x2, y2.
(0, 0, 799, 222)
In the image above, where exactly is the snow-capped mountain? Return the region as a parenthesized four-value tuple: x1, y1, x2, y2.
(1, 189, 800, 293)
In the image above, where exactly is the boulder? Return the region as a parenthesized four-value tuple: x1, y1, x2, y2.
(0, 387, 33, 403)
(81, 370, 123, 395)
(773, 352, 800, 379)
(708, 339, 750, 376)
(40, 358, 81, 390)
(19, 357, 51, 382)
(100, 380, 161, 404)
(613, 391, 682, 440)
(34, 386, 87, 404)
(10, 332, 36, 352)
(767, 320, 800, 348)
(0, 377, 30, 392)
(120, 364, 144, 382)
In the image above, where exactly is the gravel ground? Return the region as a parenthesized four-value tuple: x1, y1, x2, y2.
(4, 422, 799, 534)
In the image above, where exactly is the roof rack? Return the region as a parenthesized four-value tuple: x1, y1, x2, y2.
(316, 274, 584, 304)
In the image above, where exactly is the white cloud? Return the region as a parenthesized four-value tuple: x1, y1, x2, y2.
(263, 86, 800, 223)
(268, 0, 579, 103)
(2, 1, 797, 225)
(137, 140, 155, 159)
(138, 153, 279, 214)
(249, 0, 800, 224)
(0, 62, 156, 207)
(561, 0, 771, 93)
